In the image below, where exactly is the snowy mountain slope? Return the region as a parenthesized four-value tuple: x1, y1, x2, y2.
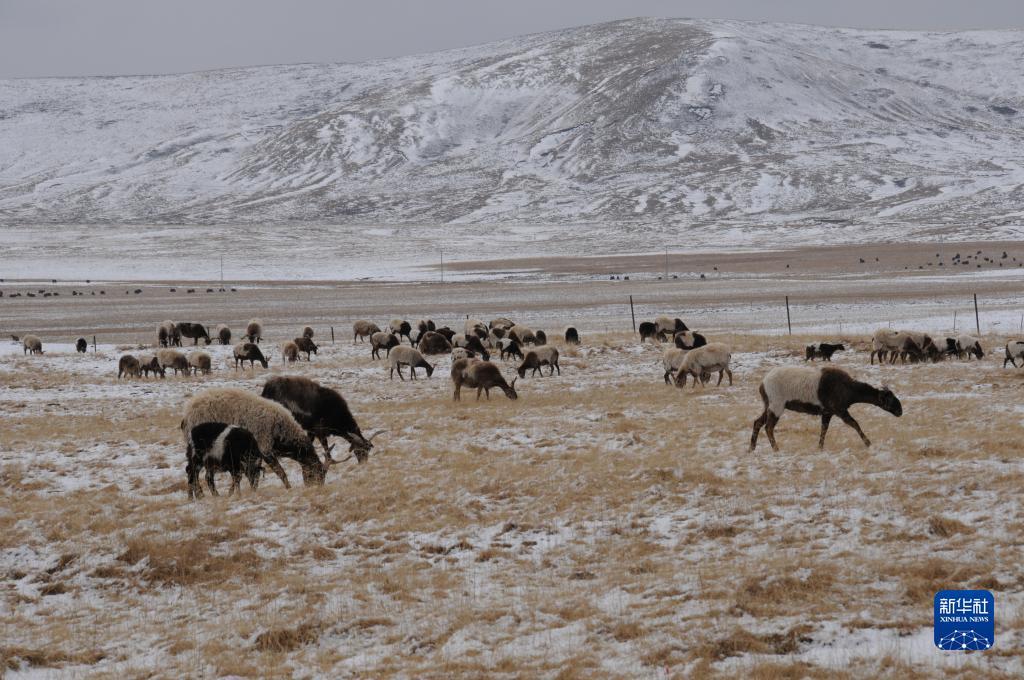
(1, 18, 1023, 234)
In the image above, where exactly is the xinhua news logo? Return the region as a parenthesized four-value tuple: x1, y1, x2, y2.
(934, 590, 994, 651)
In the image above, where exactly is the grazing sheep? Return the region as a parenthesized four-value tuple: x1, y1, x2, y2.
(245, 319, 263, 344)
(157, 349, 191, 376)
(157, 320, 180, 347)
(564, 327, 580, 345)
(233, 342, 269, 369)
(805, 342, 845, 362)
(138, 354, 165, 378)
(534, 330, 547, 346)
(262, 376, 379, 462)
(370, 331, 401, 359)
(508, 325, 537, 346)
(182, 388, 326, 489)
(388, 346, 434, 380)
(674, 343, 733, 388)
(118, 355, 141, 379)
(946, 335, 983, 360)
(655, 316, 688, 341)
(639, 322, 658, 343)
(465, 318, 488, 336)
(451, 347, 477, 362)
(661, 348, 689, 384)
(518, 346, 560, 377)
(189, 351, 212, 375)
(498, 337, 524, 361)
(293, 336, 318, 360)
(216, 324, 232, 345)
(750, 366, 902, 451)
(186, 423, 264, 499)
(302, 326, 315, 339)
(417, 319, 436, 337)
(433, 327, 457, 342)
(870, 329, 935, 364)
(489, 318, 515, 330)
(418, 331, 453, 355)
(451, 358, 518, 401)
(176, 322, 212, 345)
(389, 319, 414, 345)
(76, 337, 88, 353)
(674, 331, 708, 350)
(1004, 341, 1024, 368)
(353, 320, 381, 343)
(454, 334, 491, 360)
(281, 340, 299, 364)
(897, 331, 939, 363)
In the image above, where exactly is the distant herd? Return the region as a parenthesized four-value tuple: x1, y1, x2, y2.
(9, 313, 1019, 499)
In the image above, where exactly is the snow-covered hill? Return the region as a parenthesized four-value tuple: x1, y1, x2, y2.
(2, 18, 1024, 238)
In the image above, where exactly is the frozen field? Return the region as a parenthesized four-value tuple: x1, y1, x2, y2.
(2, 257, 1023, 677)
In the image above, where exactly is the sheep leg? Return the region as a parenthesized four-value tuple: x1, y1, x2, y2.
(554, 362, 560, 376)
(818, 413, 833, 448)
(263, 455, 291, 488)
(726, 368, 733, 385)
(205, 468, 219, 496)
(476, 387, 483, 401)
(228, 473, 241, 496)
(764, 412, 780, 452)
(317, 434, 334, 462)
(186, 454, 202, 500)
(663, 369, 672, 385)
(409, 366, 416, 380)
(750, 410, 767, 451)
(716, 370, 723, 386)
(453, 384, 461, 401)
(839, 411, 871, 447)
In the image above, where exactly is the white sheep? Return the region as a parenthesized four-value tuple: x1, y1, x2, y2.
(388, 346, 434, 380)
(21, 334, 43, 355)
(157, 348, 190, 376)
(661, 347, 688, 384)
(188, 351, 212, 375)
(353, 320, 381, 343)
(280, 340, 299, 364)
(1004, 341, 1024, 368)
(674, 343, 733, 388)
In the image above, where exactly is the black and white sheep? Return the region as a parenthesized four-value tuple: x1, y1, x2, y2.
(186, 422, 264, 499)
(388, 346, 434, 380)
(177, 322, 212, 345)
(498, 337, 524, 361)
(454, 334, 491, 361)
(518, 346, 560, 377)
(371, 331, 401, 359)
(655, 316, 688, 341)
(157, 320, 181, 347)
(673, 343, 733, 388)
(945, 335, 983, 360)
(1004, 341, 1024, 368)
(189, 351, 212, 375)
(750, 365, 902, 451)
(805, 342, 845, 362)
(674, 331, 708, 351)
(451, 358, 518, 401)
(245, 319, 263, 344)
(508, 325, 537, 346)
(157, 348, 190, 376)
(233, 342, 268, 369)
(390, 319, 414, 344)
(138, 354, 165, 378)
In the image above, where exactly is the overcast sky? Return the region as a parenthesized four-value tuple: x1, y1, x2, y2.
(1, 0, 1021, 78)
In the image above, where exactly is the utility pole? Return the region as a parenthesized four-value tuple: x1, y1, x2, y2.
(440, 248, 444, 284)
(220, 255, 224, 286)
(664, 249, 668, 279)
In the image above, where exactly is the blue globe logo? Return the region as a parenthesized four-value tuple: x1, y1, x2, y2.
(937, 629, 991, 650)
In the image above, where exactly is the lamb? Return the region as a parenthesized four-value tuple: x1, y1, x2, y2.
(674, 331, 708, 350)
(302, 326, 315, 339)
(280, 340, 299, 364)
(371, 331, 401, 359)
(655, 316, 688, 341)
(661, 348, 689, 384)
(805, 342, 845, 362)
(176, 322, 212, 345)
(118, 355, 141, 379)
(946, 335, 983, 360)
(245, 319, 263, 344)
(564, 327, 580, 345)
(388, 346, 434, 380)
(157, 320, 180, 347)
(534, 330, 547, 346)
(750, 366, 902, 452)
(518, 346, 560, 377)
(498, 337, 524, 361)
(185, 423, 264, 499)
(233, 342, 269, 369)
(157, 348, 190, 376)
(418, 331, 453, 355)
(293, 336, 318, 360)
(387, 319, 413, 344)
(673, 343, 733, 388)
(639, 322, 658, 343)
(216, 324, 232, 345)
(261, 376, 379, 463)
(451, 358, 518, 401)
(182, 387, 327, 489)
(508, 325, 537, 346)
(454, 334, 491, 360)
(189, 351, 212, 375)
(1004, 341, 1024, 368)
(76, 338, 87, 353)
(353, 320, 381, 343)
(138, 354, 165, 378)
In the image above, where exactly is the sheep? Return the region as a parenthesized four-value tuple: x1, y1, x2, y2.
(1004, 341, 1024, 368)
(433, 327, 457, 342)
(451, 358, 518, 401)
(216, 324, 232, 345)
(118, 355, 141, 379)
(517, 346, 560, 377)
(454, 334, 491, 360)
(388, 346, 434, 380)
(189, 351, 212, 375)
(639, 322, 658, 343)
(157, 348, 191, 376)
(158, 320, 182, 347)
(233, 342, 268, 369)
(245, 319, 263, 344)
(416, 319, 436, 337)
(805, 342, 845, 362)
(176, 322, 211, 345)
(870, 329, 935, 364)
(487, 329, 506, 347)
(76, 338, 88, 353)
(370, 331, 401, 359)
(185, 423, 264, 499)
(661, 348, 689, 384)
(897, 331, 939, 363)
(451, 347, 477, 362)
(945, 335, 983, 360)
(655, 316, 688, 341)
(281, 340, 299, 364)
(182, 387, 327, 489)
(389, 319, 414, 344)
(508, 325, 537, 346)
(564, 327, 580, 345)
(302, 326, 314, 339)
(353, 320, 381, 343)
(418, 331, 453, 355)
(673, 343, 733, 388)
(534, 330, 547, 346)
(262, 376, 380, 463)
(293, 336, 318, 360)
(750, 365, 902, 452)
(465, 318, 488, 336)
(138, 354, 165, 378)
(498, 337, 524, 361)
(674, 331, 708, 350)
(489, 318, 514, 330)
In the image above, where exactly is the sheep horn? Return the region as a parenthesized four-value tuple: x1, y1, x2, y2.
(366, 430, 385, 442)
(327, 453, 354, 466)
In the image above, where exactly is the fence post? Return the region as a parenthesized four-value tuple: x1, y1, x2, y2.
(331, 326, 335, 345)
(629, 295, 636, 333)
(953, 311, 957, 332)
(92, 335, 97, 353)
(785, 296, 792, 335)
(974, 293, 980, 335)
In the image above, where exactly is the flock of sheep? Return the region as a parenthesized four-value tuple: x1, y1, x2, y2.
(11, 311, 1022, 499)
